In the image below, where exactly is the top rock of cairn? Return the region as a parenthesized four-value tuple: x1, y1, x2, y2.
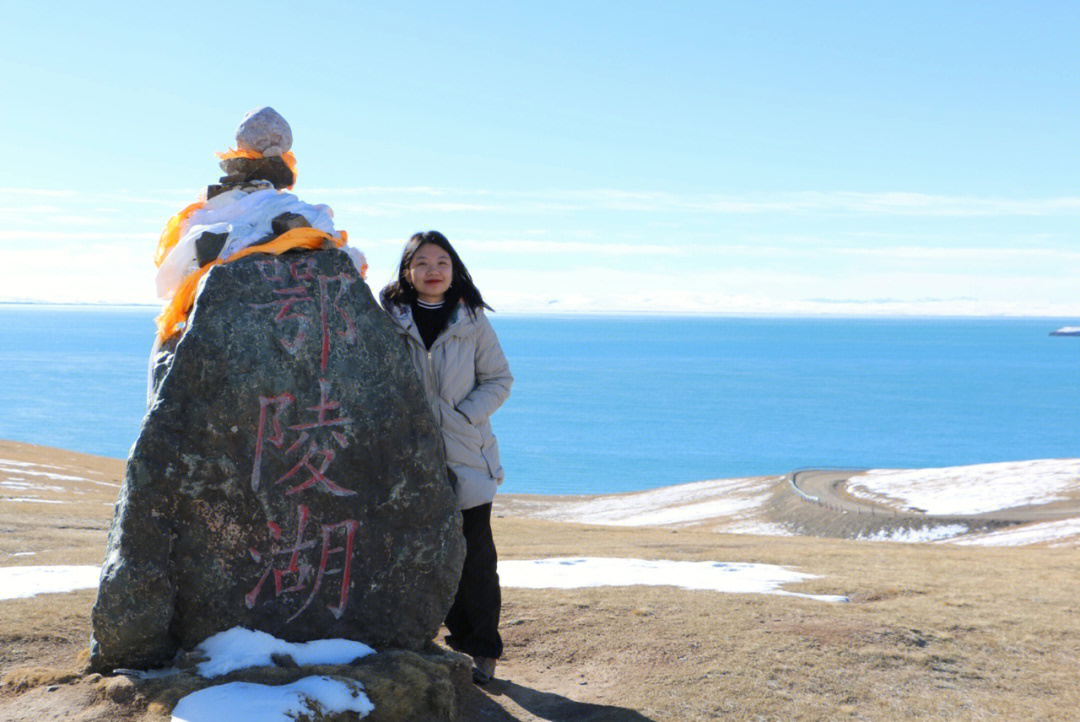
(235, 106, 293, 156)
(215, 107, 296, 193)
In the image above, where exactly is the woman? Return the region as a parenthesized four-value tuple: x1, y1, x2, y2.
(381, 230, 512, 684)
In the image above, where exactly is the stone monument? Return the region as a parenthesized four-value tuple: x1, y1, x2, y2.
(90, 110, 465, 672)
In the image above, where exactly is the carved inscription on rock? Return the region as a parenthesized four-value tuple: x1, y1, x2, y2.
(243, 256, 363, 624)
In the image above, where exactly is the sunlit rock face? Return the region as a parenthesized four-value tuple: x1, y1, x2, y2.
(90, 249, 464, 672)
(236, 106, 293, 156)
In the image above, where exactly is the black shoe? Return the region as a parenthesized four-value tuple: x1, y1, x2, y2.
(472, 656, 496, 685)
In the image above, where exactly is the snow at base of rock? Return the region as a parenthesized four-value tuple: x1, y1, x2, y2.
(499, 557, 848, 602)
(171, 675, 373, 722)
(194, 628, 375, 678)
(168, 630, 377, 721)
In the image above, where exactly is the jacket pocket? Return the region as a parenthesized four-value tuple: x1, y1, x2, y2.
(438, 400, 483, 467)
(479, 432, 504, 482)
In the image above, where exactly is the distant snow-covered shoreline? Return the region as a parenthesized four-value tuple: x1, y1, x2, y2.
(499, 459, 1080, 548)
(3, 440, 1079, 548)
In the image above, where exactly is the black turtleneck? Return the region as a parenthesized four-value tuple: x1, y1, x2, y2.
(412, 299, 449, 350)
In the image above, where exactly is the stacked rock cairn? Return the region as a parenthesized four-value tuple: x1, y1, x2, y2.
(196, 106, 309, 266)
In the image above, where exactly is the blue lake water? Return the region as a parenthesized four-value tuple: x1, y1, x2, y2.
(1, 305, 1078, 495)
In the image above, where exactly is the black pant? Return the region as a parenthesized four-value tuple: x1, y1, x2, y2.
(444, 502, 503, 659)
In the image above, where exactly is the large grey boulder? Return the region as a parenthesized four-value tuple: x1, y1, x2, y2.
(91, 248, 464, 672)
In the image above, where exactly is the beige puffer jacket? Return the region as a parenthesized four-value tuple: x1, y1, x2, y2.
(385, 300, 513, 510)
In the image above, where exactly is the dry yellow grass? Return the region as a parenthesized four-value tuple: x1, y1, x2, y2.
(2, 442, 1079, 720)
(490, 519, 1080, 721)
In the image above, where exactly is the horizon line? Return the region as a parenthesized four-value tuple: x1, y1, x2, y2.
(2, 300, 1077, 323)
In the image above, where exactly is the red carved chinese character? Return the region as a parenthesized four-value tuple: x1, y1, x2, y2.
(251, 286, 314, 353)
(255, 258, 285, 282)
(252, 381, 354, 495)
(297, 518, 358, 621)
(290, 257, 316, 281)
(316, 273, 357, 370)
(252, 259, 357, 365)
(244, 504, 316, 608)
(244, 504, 360, 622)
(251, 393, 295, 492)
(273, 440, 355, 497)
(290, 379, 353, 432)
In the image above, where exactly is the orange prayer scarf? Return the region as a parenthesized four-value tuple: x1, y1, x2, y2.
(155, 228, 347, 343)
(155, 201, 206, 268)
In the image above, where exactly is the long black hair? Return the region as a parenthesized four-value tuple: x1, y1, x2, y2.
(380, 230, 493, 315)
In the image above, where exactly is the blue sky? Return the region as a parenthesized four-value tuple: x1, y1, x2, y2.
(2, 1, 1078, 315)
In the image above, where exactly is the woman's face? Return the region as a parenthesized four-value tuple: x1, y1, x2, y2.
(408, 243, 453, 303)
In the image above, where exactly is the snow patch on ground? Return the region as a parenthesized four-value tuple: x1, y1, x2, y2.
(2, 480, 66, 492)
(949, 518, 1080, 547)
(603, 495, 770, 526)
(717, 521, 794, 537)
(0, 459, 65, 470)
(0, 565, 100, 599)
(4, 469, 91, 482)
(859, 524, 969, 543)
(194, 628, 375, 678)
(848, 459, 1080, 515)
(171, 676, 373, 722)
(499, 557, 847, 602)
(516, 477, 776, 527)
(1, 558, 846, 606)
(2, 497, 70, 504)
(0, 461, 91, 482)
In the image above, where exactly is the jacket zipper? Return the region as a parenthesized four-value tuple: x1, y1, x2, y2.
(398, 305, 468, 427)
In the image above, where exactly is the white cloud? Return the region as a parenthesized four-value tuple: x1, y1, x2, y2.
(2, 183, 1078, 314)
(0, 188, 79, 198)
(455, 238, 680, 256)
(8, 184, 1080, 218)
(313, 187, 1080, 218)
(842, 245, 1080, 264)
(0, 230, 154, 241)
(0, 245, 157, 304)
(471, 264, 1080, 317)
